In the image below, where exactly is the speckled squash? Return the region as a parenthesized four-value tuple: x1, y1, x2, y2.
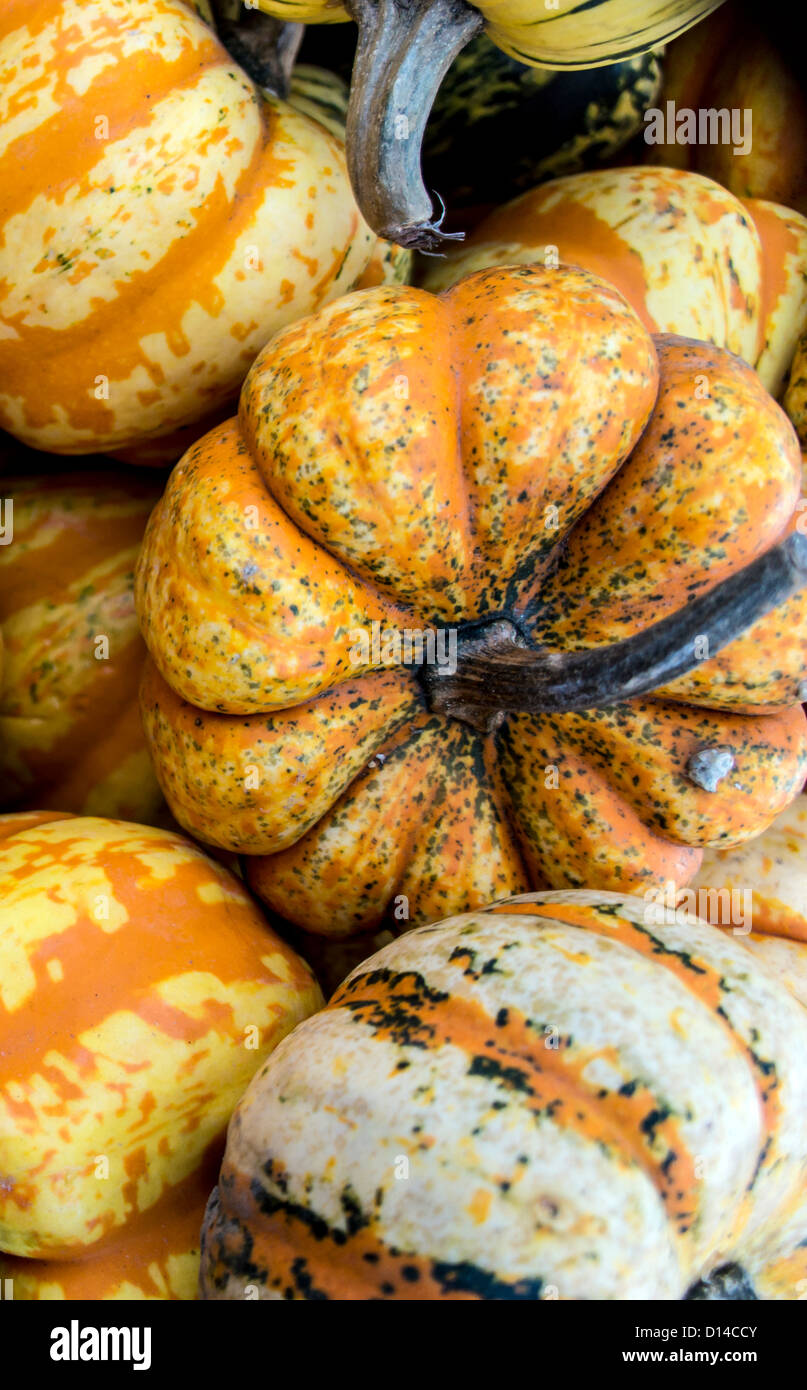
(0, 810, 322, 1277)
(645, 5, 807, 211)
(0, 468, 166, 822)
(423, 166, 807, 402)
(0, 0, 378, 456)
(135, 263, 807, 939)
(198, 887, 807, 1300)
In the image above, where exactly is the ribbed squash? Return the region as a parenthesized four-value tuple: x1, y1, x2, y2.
(136, 263, 807, 939)
(199, 886, 807, 1300)
(250, 0, 723, 246)
(645, 5, 807, 211)
(424, 166, 807, 402)
(0, 0, 378, 456)
(0, 810, 322, 1284)
(0, 469, 163, 822)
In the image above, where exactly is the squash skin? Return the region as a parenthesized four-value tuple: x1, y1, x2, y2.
(0, 812, 322, 1261)
(684, 794, 807, 1298)
(0, 1154, 217, 1300)
(424, 166, 807, 402)
(136, 264, 807, 937)
(0, 470, 164, 822)
(0, 0, 375, 455)
(199, 888, 807, 1300)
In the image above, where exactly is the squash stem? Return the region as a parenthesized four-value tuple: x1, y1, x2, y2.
(344, 0, 484, 248)
(211, 3, 303, 97)
(422, 532, 807, 731)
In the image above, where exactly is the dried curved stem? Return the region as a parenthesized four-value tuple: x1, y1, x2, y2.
(422, 533, 807, 731)
(344, 0, 483, 248)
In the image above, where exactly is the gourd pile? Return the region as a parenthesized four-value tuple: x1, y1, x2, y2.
(1, 0, 806, 1301)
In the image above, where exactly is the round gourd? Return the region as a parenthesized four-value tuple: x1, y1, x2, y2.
(0, 468, 164, 822)
(0, 810, 322, 1264)
(0, 0, 376, 456)
(198, 887, 807, 1300)
(423, 165, 807, 402)
(135, 262, 807, 939)
(250, 0, 724, 246)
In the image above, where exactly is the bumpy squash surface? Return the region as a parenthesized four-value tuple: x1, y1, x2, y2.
(136, 264, 807, 938)
(424, 166, 807, 401)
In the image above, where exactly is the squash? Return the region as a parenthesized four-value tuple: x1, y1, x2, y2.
(0, 0, 377, 457)
(0, 467, 164, 822)
(135, 262, 807, 939)
(785, 339, 807, 448)
(423, 165, 807, 403)
(0, 1160, 215, 1300)
(198, 885, 807, 1299)
(249, 0, 723, 246)
(107, 57, 411, 469)
(0, 810, 322, 1282)
(645, 4, 807, 211)
(684, 793, 807, 1299)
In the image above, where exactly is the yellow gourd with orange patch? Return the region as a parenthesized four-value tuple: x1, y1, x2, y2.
(0, 811, 322, 1295)
(0, 0, 379, 456)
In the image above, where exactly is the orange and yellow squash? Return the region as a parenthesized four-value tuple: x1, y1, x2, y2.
(0, 1158, 216, 1300)
(0, 0, 379, 457)
(0, 810, 322, 1296)
(199, 884, 807, 1300)
(136, 263, 807, 939)
(0, 467, 163, 822)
